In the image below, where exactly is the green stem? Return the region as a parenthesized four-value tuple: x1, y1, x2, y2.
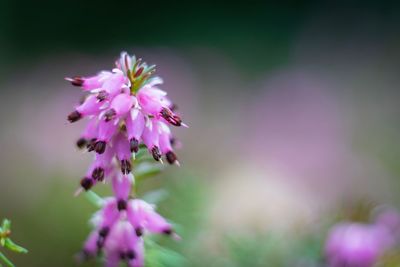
(85, 190, 103, 208)
(0, 251, 14, 267)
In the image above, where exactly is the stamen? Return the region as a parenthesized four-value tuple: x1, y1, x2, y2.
(120, 159, 132, 174)
(76, 138, 87, 149)
(135, 227, 143, 237)
(86, 138, 97, 152)
(166, 151, 177, 165)
(160, 107, 183, 126)
(80, 177, 93, 191)
(117, 199, 127, 211)
(151, 146, 162, 161)
(104, 109, 116, 122)
(94, 141, 106, 154)
(92, 167, 105, 181)
(162, 228, 172, 235)
(129, 138, 139, 153)
(66, 76, 84, 86)
(97, 90, 108, 102)
(68, 110, 82, 123)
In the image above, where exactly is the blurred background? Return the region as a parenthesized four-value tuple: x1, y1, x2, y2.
(1, 1, 400, 266)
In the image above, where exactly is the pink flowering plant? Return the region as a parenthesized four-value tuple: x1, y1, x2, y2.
(66, 52, 186, 267)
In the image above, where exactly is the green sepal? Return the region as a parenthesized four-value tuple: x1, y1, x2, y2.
(4, 239, 28, 254)
(85, 190, 104, 208)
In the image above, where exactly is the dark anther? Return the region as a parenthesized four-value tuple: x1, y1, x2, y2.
(166, 151, 177, 165)
(117, 199, 127, 211)
(162, 228, 172, 235)
(104, 109, 116, 122)
(99, 227, 110, 237)
(76, 138, 87, 149)
(160, 107, 171, 119)
(129, 138, 139, 153)
(171, 115, 182, 126)
(70, 76, 84, 86)
(151, 146, 162, 161)
(97, 90, 108, 102)
(126, 250, 135, 260)
(87, 138, 97, 152)
(92, 167, 105, 181)
(119, 252, 126, 260)
(67, 110, 82, 123)
(94, 141, 106, 154)
(97, 227, 110, 249)
(80, 177, 93, 191)
(160, 107, 182, 126)
(120, 159, 132, 174)
(135, 227, 143, 237)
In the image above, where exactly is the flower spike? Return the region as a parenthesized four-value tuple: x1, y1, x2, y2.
(67, 52, 185, 266)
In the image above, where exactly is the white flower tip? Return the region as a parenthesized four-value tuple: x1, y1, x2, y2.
(159, 158, 164, 165)
(65, 77, 73, 82)
(181, 122, 189, 128)
(74, 187, 84, 197)
(174, 160, 181, 167)
(172, 233, 182, 241)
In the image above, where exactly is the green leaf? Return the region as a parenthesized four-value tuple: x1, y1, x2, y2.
(1, 221, 10, 232)
(0, 251, 14, 267)
(4, 239, 28, 254)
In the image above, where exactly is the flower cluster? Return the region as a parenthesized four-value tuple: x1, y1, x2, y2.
(325, 207, 400, 267)
(66, 52, 185, 267)
(81, 174, 177, 267)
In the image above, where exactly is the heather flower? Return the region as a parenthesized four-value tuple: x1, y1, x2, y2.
(79, 186, 176, 267)
(67, 52, 186, 192)
(68, 52, 184, 266)
(325, 223, 394, 267)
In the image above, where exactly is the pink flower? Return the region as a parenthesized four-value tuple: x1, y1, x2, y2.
(325, 223, 394, 267)
(67, 52, 185, 192)
(126, 199, 173, 236)
(80, 194, 174, 267)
